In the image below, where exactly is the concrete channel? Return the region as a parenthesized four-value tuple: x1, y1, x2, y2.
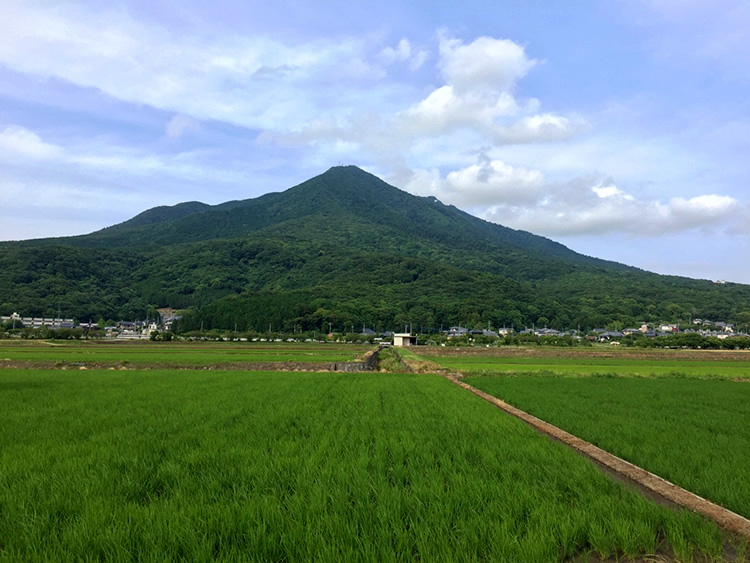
(329, 346, 383, 372)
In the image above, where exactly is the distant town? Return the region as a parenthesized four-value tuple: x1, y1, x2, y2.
(0, 308, 182, 340)
(2, 310, 748, 349)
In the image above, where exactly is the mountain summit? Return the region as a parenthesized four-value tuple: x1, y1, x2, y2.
(68, 166, 620, 271)
(1, 166, 748, 330)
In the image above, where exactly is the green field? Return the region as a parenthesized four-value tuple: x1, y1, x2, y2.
(0, 340, 369, 367)
(416, 346, 750, 379)
(464, 375, 750, 522)
(430, 354, 750, 379)
(0, 369, 730, 562)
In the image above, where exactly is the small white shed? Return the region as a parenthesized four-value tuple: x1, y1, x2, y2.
(393, 333, 417, 347)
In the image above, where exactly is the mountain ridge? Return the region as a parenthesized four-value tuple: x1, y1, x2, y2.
(17, 166, 630, 271)
(1, 165, 749, 331)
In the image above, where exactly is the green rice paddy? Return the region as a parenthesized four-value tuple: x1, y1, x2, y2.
(0, 368, 731, 562)
(0, 340, 368, 367)
(465, 374, 750, 522)
(431, 354, 750, 379)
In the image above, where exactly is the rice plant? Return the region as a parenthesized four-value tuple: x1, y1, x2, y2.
(0, 369, 729, 561)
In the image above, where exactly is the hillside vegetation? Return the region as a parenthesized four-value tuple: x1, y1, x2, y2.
(2, 166, 749, 330)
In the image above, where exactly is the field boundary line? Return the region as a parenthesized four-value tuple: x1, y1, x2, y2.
(446, 374, 750, 541)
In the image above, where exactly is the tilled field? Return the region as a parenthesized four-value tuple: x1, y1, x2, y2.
(419, 345, 750, 362)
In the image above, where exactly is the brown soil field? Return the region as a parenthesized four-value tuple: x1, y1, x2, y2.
(417, 345, 750, 362)
(0, 359, 364, 371)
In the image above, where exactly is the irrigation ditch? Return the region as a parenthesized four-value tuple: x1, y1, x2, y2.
(329, 345, 383, 372)
(394, 348, 750, 545)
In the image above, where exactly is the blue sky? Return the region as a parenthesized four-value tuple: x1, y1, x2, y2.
(2, 0, 750, 281)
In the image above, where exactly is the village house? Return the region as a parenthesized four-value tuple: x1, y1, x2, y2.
(447, 326, 469, 337)
(597, 331, 624, 341)
(0, 315, 74, 329)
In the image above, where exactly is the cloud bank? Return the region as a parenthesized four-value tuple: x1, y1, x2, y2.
(0, 0, 745, 246)
(403, 159, 742, 236)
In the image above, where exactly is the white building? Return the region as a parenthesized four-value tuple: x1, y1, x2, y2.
(393, 333, 417, 347)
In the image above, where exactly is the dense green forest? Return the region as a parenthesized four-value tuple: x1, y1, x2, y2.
(2, 166, 750, 331)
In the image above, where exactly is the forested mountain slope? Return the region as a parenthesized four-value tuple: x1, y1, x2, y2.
(2, 166, 749, 330)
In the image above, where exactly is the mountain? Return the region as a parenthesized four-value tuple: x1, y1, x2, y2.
(102, 201, 211, 232)
(2, 166, 749, 332)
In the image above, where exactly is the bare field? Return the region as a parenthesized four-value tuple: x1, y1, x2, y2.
(418, 345, 750, 362)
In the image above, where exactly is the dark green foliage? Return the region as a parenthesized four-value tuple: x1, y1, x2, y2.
(626, 332, 750, 349)
(0, 245, 146, 320)
(101, 201, 211, 232)
(2, 166, 750, 329)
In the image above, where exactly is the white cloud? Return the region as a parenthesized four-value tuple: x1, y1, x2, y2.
(0, 124, 255, 230)
(438, 36, 536, 93)
(0, 2, 389, 132)
(408, 49, 430, 71)
(494, 113, 585, 144)
(404, 157, 545, 206)
(379, 38, 411, 64)
(379, 38, 431, 71)
(400, 160, 741, 237)
(591, 182, 638, 201)
(666, 194, 738, 227)
(391, 36, 582, 146)
(396, 86, 520, 137)
(3, 2, 743, 252)
(0, 123, 240, 182)
(269, 33, 582, 160)
(0, 126, 62, 159)
(491, 186, 740, 237)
